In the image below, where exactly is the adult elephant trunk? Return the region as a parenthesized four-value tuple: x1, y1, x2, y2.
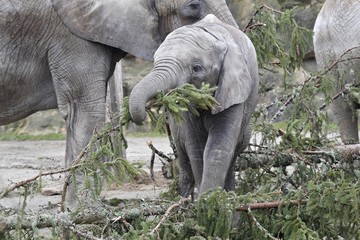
(206, 0, 239, 28)
(129, 70, 177, 123)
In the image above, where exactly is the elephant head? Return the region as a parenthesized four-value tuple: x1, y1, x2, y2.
(129, 15, 257, 123)
(51, 0, 238, 60)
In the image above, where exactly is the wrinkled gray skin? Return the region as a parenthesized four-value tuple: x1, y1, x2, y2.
(314, 0, 360, 144)
(129, 15, 259, 198)
(0, 0, 237, 204)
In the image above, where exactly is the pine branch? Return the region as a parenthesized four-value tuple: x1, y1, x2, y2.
(246, 206, 280, 240)
(270, 46, 360, 122)
(239, 143, 360, 170)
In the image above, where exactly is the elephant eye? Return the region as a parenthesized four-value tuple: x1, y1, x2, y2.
(182, 0, 202, 19)
(192, 64, 204, 74)
(188, 2, 200, 11)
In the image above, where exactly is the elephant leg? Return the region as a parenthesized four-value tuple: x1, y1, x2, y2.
(183, 126, 207, 195)
(199, 105, 243, 196)
(224, 123, 252, 190)
(48, 40, 115, 206)
(331, 97, 359, 144)
(177, 148, 195, 197)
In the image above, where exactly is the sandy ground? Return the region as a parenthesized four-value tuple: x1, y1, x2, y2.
(0, 137, 173, 212)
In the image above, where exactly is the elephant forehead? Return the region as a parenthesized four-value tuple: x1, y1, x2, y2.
(155, 28, 219, 59)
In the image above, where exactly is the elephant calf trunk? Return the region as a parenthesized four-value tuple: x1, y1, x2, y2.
(129, 90, 148, 124)
(129, 70, 178, 124)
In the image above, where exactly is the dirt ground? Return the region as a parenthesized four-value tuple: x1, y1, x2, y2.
(0, 137, 173, 213)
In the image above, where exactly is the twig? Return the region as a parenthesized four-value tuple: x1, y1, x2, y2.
(0, 161, 88, 199)
(151, 196, 191, 234)
(243, 4, 283, 33)
(319, 81, 360, 110)
(112, 215, 134, 231)
(60, 143, 91, 212)
(150, 148, 156, 181)
(147, 142, 173, 163)
(165, 123, 178, 159)
(236, 199, 307, 212)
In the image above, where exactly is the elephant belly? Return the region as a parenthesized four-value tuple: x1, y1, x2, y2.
(0, 0, 61, 125)
(0, 65, 58, 125)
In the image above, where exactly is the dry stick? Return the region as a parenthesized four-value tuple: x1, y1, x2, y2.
(60, 143, 91, 212)
(150, 147, 156, 181)
(0, 160, 88, 199)
(151, 197, 191, 234)
(147, 142, 173, 163)
(236, 199, 307, 212)
(148, 141, 175, 181)
(243, 4, 283, 33)
(0, 169, 65, 199)
(165, 123, 178, 159)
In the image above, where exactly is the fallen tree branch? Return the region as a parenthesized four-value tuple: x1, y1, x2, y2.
(239, 143, 360, 170)
(0, 203, 168, 234)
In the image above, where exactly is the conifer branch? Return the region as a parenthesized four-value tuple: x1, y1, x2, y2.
(270, 46, 360, 122)
(246, 207, 280, 240)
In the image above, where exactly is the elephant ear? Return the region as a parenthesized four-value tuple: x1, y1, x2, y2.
(51, 0, 161, 60)
(213, 43, 253, 114)
(199, 19, 253, 114)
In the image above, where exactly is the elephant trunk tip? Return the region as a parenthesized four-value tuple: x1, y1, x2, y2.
(129, 106, 147, 124)
(129, 95, 148, 124)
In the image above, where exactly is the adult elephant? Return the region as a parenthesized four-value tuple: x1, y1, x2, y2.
(129, 15, 259, 198)
(313, 0, 360, 144)
(0, 0, 237, 204)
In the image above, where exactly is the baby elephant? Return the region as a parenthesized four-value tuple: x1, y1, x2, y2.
(129, 15, 259, 198)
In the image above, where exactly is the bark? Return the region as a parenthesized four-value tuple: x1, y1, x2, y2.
(238, 144, 360, 170)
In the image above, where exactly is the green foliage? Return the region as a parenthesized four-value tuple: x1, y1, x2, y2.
(153, 83, 218, 122)
(122, 83, 218, 132)
(73, 119, 140, 197)
(245, 6, 313, 80)
(196, 189, 236, 239)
